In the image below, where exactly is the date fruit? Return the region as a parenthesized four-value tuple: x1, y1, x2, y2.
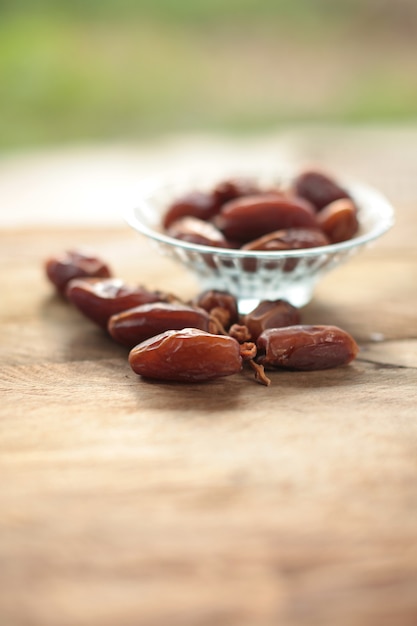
(242, 227, 331, 272)
(163, 191, 219, 229)
(292, 170, 350, 211)
(191, 290, 239, 328)
(45, 249, 112, 295)
(317, 198, 359, 243)
(108, 302, 212, 348)
(212, 177, 259, 206)
(214, 193, 318, 244)
(128, 328, 243, 382)
(256, 324, 359, 370)
(243, 299, 301, 341)
(242, 227, 330, 252)
(167, 216, 231, 248)
(66, 278, 168, 329)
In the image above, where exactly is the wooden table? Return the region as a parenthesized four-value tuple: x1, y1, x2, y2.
(1, 141, 417, 625)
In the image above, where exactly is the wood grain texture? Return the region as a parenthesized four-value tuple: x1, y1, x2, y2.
(1, 201, 417, 626)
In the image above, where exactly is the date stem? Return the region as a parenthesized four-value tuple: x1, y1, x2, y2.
(248, 359, 271, 386)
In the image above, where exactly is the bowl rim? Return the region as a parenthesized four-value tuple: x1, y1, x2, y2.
(125, 176, 395, 259)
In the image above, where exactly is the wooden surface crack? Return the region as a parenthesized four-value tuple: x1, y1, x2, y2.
(356, 357, 417, 370)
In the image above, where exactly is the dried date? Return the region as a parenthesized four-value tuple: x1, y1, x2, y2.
(108, 302, 213, 348)
(243, 299, 301, 341)
(214, 193, 318, 244)
(66, 278, 169, 329)
(190, 289, 239, 329)
(45, 249, 112, 295)
(128, 328, 243, 382)
(167, 216, 231, 248)
(256, 325, 359, 370)
(242, 227, 330, 252)
(241, 227, 331, 272)
(317, 198, 359, 243)
(162, 190, 219, 229)
(292, 170, 350, 211)
(212, 177, 260, 206)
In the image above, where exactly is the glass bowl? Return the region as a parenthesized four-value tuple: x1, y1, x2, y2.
(125, 172, 394, 313)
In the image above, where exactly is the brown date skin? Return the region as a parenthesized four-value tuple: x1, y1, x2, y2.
(256, 324, 359, 371)
(292, 170, 350, 211)
(317, 198, 359, 243)
(191, 289, 239, 327)
(108, 302, 212, 348)
(128, 328, 242, 382)
(167, 216, 231, 248)
(212, 177, 260, 206)
(243, 299, 301, 341)
(162, 191, 219, 229)
(45, 249, 112, 295)
(163, 178, 259, 231)
(66, 278, 168, 330)
(214, 193, 319, 244)
(242, 227, 330, 252)
(242, 227, 331, 272)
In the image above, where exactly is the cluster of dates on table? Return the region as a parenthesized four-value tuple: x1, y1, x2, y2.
(45, 243, 359, 387)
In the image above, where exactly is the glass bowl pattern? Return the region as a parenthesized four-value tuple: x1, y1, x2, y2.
(125, 172, 394, 313)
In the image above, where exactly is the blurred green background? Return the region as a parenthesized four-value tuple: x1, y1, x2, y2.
(1, 0, 416, 151)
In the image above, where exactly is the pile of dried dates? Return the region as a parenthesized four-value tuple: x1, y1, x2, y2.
(161, 168, 359, 250)
(45, 246, 359, 386)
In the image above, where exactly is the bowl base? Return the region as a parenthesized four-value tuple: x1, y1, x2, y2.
(198, 277, 317, 314)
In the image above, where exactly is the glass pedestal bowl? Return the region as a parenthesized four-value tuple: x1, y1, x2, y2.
(125, 172, 394, 314)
